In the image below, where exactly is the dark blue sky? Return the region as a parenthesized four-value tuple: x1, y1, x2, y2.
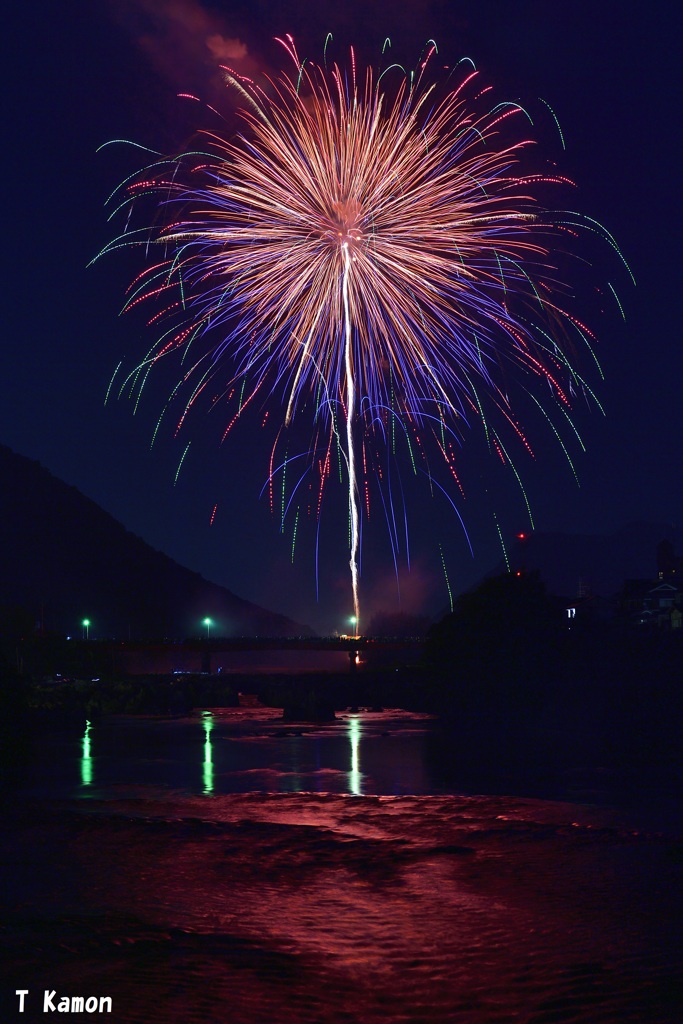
(3, 1, 681, 633)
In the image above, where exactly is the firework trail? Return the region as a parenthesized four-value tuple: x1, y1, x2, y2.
(99, 36, 629, 631)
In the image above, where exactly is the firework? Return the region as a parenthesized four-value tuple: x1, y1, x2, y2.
(99, 37, 629, 631)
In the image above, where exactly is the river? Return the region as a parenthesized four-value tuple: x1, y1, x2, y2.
(1, 708, 681, 1022)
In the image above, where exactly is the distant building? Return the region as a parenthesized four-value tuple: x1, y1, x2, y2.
(563, 592, 615, 626)
(619, 539, 683, 629)
(638, 581, 682, 630)
(657, 538, 683, 581)
(619, 578, 653, 620)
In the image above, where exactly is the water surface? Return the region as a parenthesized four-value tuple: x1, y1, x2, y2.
(19, 708, 436, 799)
(1, 709, 681, 1023)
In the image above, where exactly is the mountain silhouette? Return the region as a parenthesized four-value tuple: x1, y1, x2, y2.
(0, 444, 311, 638)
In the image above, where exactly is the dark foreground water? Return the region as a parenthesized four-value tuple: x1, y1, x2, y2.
(1, 709, 682, 1022)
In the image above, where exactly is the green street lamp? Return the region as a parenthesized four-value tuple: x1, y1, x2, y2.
(203, 617, 212, 638)
(82, 618, 90, 640)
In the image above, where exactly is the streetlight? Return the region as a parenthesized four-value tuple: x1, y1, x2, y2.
(203, 617, 212, 638)
(82, 618, 90, 640)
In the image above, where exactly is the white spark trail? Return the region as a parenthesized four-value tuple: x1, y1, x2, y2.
(342, 242, 360, 631)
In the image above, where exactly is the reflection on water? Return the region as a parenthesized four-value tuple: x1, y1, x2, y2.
(22, 708, 434, 801)
(5, 709, 683, 1023)
(3, 788, 681, 1024)
(202, 711, 213, 795)
(80, 719, 92, 787)
(348, 716, 361, 795)
(282, 736, 303, 794)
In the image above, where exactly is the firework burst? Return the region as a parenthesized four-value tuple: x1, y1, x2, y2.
(99, 36, 629, 631)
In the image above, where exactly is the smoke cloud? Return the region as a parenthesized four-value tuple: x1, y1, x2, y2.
(106, 0, 262, 94)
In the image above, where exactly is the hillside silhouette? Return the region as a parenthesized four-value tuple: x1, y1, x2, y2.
(0, 444, 310, 638)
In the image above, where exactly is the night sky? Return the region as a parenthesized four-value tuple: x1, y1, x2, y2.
(3, 1, 681, 634)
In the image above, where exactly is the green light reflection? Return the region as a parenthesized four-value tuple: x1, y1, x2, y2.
(81, 719, 92, 787)
(283, 737, 303, 793)
(202, 712, 214, 795)
(348, 716, 362, 795)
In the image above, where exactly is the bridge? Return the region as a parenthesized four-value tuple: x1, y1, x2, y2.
(100, 635, 423, 674)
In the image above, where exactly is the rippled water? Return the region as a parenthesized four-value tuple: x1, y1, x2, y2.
(1, 710, 682, 1022)
(17, 708, 437, 800)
